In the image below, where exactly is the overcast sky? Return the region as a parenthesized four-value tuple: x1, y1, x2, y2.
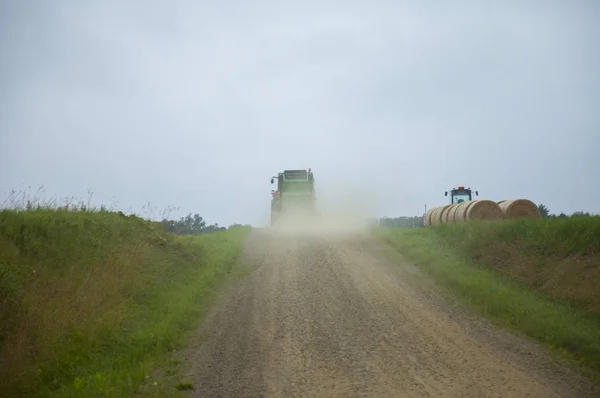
(1, 0, 599, 226)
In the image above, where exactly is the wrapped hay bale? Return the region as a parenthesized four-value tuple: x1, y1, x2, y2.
(430, 204, 452, 226)
(498, 199, 540, 219)
(456, 200, 504, 222)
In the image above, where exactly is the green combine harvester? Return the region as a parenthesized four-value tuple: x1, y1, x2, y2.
(270, 169, 317, 226)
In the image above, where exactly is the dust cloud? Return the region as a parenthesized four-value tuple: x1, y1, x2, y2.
(269, 181, 381, 238)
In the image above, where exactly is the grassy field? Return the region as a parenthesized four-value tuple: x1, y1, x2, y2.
(0, 208, 250, 397)
(377, 217, 600, 374)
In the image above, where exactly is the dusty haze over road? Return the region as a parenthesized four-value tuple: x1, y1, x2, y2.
(180, 226, 599, 397)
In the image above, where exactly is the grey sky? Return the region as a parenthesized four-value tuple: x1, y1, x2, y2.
(1, 0, 599, 226)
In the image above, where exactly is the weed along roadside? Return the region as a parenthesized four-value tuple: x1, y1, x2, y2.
(376, 217, 600, 378)
(0, 208, 251, 397)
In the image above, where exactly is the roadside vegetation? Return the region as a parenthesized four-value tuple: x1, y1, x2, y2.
(0, 196, 251, 397)
(377, 216, 600, 374)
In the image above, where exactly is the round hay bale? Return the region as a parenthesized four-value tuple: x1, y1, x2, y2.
(497, 200, 507, 205)
(498, 199, 540, 219)
(430, 205, 452, 226)
(446, 204, 458, 223)
(453, 200, 475, 223)
(425, 206, 440, 226)
(465, 200, 504, 221)
(442, 203, 461, 224)
(424, 207, 436, 226)
(428, 206, 443, 226)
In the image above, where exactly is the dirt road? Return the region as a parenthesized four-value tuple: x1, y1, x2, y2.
(182, 229, 599, 397)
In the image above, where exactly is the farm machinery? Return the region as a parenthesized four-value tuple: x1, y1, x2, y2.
(270, 169, 317, 226)
(424, 185, 540, 227)
(445, 186, 479, 204)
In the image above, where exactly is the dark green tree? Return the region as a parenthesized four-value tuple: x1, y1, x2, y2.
(538, 204, 550, 218)
(160, 213, 213, 235)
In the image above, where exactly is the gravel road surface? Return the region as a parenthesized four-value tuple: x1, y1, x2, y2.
(182, 229, 599, 397)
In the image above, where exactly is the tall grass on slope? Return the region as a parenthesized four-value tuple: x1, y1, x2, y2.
(0, 208, 250, 397)
(429, 217, 600, 316)
(377, 218, 600, 372)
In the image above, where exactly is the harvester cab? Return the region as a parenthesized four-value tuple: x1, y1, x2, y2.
(445, 186, 478, 204)
(270, 168, 316, 225)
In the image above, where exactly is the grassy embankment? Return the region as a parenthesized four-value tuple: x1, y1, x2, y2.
(0, 208, 250, 397)
(377, 217, 600, 373)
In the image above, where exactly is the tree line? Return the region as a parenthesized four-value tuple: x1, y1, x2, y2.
(537, 204, 594, 219)
(159, 204, 595, 234)
(160, 213, 250, 235)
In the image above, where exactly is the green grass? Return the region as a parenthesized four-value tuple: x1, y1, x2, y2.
(0, 208, 251, 397)
(175, 382, 194, 391)
(427, 216, 600, 259)
(376, 217, 600, 373)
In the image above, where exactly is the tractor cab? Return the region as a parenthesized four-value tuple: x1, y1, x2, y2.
(445, 186, 478, 204)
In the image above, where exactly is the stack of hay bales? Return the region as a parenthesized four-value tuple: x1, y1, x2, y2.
(424, 198, 541, 227)
(497, 199, 540, 220)
(425, 200, 504, 226)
